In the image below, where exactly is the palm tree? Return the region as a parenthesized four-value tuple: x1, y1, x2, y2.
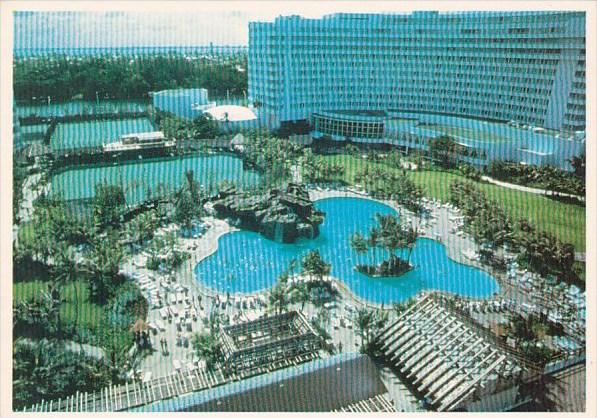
(402, 226, 419, 265)
(429, 135, 458, 168)
(350, 233, 369, 255)
(92, 183, 126, 229)
(85, 236, 125, 304)
(277, 272, 289, 286)
(192, 331, 221, 372)
(375, 309, 389, 332)
(355, 308, 375, 350)
(127, 211, 155, 246)
(13, 291, 59, 338)
(13, 337, 112, 410)
(289, 283, 311, 310)
(354, 214, 418, 273)
(391, 300, 414, 318)
(268, 282, 289, 315)
(301, 250, 331, 282)
(506, 313, 535, 343)
(286, 258, 298, 278)
(316, 306, 331, 329)
(53, 242, 80, 330)
(13, 338, 57, 408)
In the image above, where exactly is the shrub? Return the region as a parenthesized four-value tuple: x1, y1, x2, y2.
(458, 163, 481, 181)
(105, 282, 148, 328)
(146, 256, 160, 271)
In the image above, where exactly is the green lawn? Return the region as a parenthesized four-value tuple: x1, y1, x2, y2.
(17, 222, 36, 247)
(324, 154, 585, 251)
(13, 280, 104, 329)
(14, 279, 134, 354)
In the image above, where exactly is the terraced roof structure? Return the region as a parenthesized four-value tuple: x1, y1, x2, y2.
(373, 294, 538, 412)
(219, 311, 322, 378)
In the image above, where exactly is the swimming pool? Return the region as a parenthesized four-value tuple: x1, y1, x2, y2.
(194, 197, 500, 304)
(51, 154, 261, 205)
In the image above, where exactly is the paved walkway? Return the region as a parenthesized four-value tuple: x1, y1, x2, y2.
(121, 217, 236, 379)
(481, 176, 584, 201)
(13, 170, 49, 243)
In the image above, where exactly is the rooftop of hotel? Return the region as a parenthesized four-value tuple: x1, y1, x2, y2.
(133, 353, 394, 412)
(258, 10, 585, 25)
(314, 109, 584, 145)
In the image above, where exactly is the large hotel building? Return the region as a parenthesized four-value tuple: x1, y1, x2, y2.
(248, 11, 586, 167)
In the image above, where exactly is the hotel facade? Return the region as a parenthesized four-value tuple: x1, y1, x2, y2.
(248, 11, 586, 167)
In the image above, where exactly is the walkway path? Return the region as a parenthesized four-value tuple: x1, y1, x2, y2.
(121, 217, 236, 380)
(480, 176, 584, 202)
(13, 170, 49, 243)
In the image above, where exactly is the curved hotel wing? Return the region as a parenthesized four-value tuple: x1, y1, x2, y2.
(248, 11, 585, 167)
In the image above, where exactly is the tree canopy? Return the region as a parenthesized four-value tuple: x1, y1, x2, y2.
(156, 111, 219, 140)
(569, 154, 585, 178)
(14, 54, 247, 102)
(450, 180, 579, 285)
(242, 131, 304, 185)
(350, 213, 418, 277)
(13, 338, 113, 410)
(174, 170, 203, 230)
(92, 184, 126, 229)
(428, 135, 459, 168)
(301, 250, 331, 280)
(488, 160, 585, 197)
(354, 166, 424, 213)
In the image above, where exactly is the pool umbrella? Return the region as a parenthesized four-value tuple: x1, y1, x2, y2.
(131, 319, 150, 333)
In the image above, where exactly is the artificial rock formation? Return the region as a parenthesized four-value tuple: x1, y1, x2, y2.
(212, 183, 324, 243)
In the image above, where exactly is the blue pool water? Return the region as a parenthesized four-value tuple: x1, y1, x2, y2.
(194, 197, 500, 304)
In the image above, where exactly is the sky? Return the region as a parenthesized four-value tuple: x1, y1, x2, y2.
(14, 2, 414, 49)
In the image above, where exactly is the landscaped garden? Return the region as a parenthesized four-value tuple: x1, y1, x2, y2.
(12, 124, 586, 410)
(12, 186, 151, 409)
(322, 153, 585, 251)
